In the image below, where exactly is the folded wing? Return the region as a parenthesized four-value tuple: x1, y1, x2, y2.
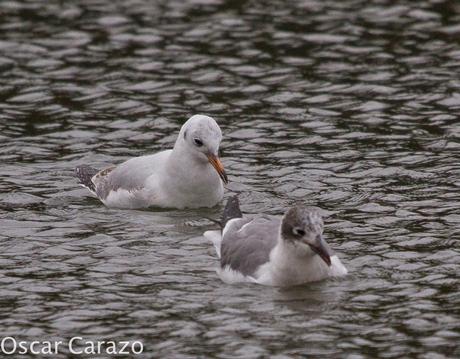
(220, 216, 280, 277)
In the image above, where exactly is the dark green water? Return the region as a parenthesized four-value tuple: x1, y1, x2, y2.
(0, 0, 459, 358)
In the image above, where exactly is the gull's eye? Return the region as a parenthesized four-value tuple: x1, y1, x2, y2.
(194, 138, 203, 147)
(293, 228, 306, 236)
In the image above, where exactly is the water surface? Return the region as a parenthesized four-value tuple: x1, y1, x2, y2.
(0, 0, 459, 358)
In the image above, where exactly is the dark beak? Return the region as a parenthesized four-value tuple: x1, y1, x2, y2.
(207, 154, 228, 185)
(309, 235, 331, 266)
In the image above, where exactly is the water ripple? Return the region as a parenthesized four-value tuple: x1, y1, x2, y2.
(0, 0, 459, 357)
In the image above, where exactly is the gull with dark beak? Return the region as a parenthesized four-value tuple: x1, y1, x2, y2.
(204, 196, 348, 286)
(75, 114, 228, 209)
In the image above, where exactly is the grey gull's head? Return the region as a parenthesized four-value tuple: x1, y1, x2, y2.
(281, 206, 332, 266)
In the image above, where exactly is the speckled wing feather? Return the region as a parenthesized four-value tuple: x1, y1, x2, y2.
(75, 165, 99, 193)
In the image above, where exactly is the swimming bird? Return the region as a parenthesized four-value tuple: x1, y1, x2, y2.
(75, 114, 228, 209)
(204, 196, 348, 286)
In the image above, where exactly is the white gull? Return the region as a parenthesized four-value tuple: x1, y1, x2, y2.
(75, 114, 228, 209)
(204, 196, 348, 287)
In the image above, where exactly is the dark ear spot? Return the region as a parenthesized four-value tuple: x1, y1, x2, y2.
(184, 130, 188, 139)
(281, 220, 291, 238)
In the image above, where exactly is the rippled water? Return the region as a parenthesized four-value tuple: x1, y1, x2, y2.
(1, 0, 459, 357)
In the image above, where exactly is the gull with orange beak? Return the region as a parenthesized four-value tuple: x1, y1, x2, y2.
(75, 114, 228, 209)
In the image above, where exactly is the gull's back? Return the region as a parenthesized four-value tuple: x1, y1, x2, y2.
(104, 152, 170, 192)
(220, 215, 280, 277)
(93, 150, 171, 206)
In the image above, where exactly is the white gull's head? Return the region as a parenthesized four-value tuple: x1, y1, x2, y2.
(177, 114, 227, 184)
(280, 206, 332, 266)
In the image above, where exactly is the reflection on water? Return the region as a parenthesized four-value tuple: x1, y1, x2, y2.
(0, 0, 459, 357)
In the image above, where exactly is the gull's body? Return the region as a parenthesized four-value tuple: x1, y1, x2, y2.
(205, 197, 348, 287)
(76, 115, 228, 209)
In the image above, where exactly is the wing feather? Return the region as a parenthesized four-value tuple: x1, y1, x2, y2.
(92, 153, 170, 200)
(220, 216, 280, 276)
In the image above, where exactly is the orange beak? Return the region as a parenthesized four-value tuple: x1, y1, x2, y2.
(207, 154, 228, 185)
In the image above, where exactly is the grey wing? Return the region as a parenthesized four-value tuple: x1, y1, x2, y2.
(93, 155, 159, 199)
(220, 215, 281, 277)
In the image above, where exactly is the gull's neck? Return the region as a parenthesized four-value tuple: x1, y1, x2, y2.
(263, 230, 332, 286)
(270, 232, 305, 272)
(164, 134, 220, 197)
